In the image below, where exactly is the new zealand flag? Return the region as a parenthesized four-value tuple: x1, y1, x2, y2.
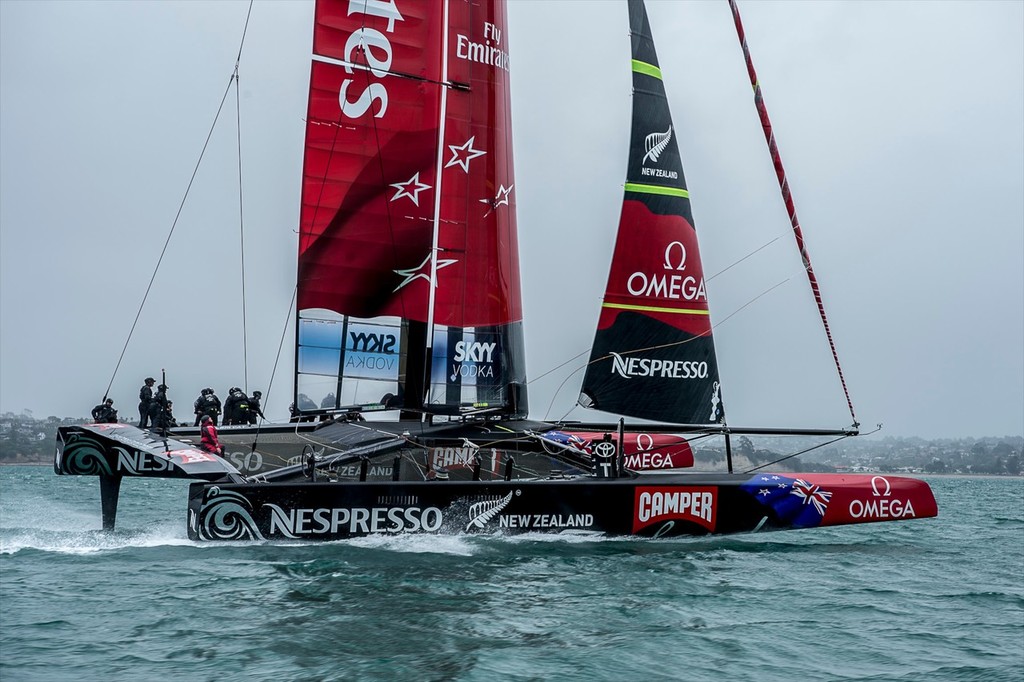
(540, 431, 591, 454)
(740, 474, 833, 528)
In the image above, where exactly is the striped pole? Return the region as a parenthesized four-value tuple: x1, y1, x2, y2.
(728, 0, 858, 427)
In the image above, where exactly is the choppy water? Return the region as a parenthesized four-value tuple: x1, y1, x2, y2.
(1, 467, 1021, 681)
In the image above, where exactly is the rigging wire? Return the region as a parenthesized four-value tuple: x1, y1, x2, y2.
(537, 276, 792, 421)
(102, 0, 256, 402)
(531, 213, 789, 418)
(742, 424, 881, 473)
(246, 285, 297, 451)
(728, 0, 858, 428)
(706, 234, 783, 282)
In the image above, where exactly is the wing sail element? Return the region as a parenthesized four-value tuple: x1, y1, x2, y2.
(579, 0, 725, 425)
(296, 0, 527, 418)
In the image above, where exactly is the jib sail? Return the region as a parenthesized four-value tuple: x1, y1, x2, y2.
(295, 0, 527, 418)
(579, 0, 725, 425)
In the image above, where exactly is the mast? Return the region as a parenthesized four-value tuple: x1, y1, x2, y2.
(727, 0, 858, 427)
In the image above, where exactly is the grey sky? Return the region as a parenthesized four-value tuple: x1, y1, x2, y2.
(1, 0, 1021, 438)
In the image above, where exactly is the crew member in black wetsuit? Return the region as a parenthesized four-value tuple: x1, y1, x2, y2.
(163, 401, 178, 428)
(148, 384, 170, 434)
(138, 377, 155, 428)
(247, 391, 265, 424)
(194, 388, 221, 426)
(91, 398, 117, 423)
(223, 388, 243, 425)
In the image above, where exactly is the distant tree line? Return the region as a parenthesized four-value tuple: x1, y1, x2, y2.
(0, 412, 88, 463)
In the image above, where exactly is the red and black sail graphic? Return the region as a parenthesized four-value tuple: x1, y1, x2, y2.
(295, 0, 526, 417)
(579, 0, 725, 425)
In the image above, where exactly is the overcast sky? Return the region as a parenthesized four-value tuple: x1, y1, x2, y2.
(1, 0, 1021, 438)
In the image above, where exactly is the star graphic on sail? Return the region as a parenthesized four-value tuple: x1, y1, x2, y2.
(479, 184, 514, 212)
(393, 254, 458, 292)
(445, 136, 487, 173)
(389, 172, 432, 207)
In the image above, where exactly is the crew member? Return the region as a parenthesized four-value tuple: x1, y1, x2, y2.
(223, 387, 247, 425)
(193, 388, 218, 426)
(199, 415, 224, 456)
(148, 383, 170, 433)
(91, 398, 117, 424)
(164, 400, 178, 428)
(204, 388, 222, 425)
(138, 377, 155, 428)
(247, 390, 265, 425)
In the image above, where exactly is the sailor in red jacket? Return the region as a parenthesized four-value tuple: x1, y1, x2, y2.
(199, 415, 224, 456)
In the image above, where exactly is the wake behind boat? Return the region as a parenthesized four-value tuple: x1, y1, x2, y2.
(55, 0, 937, 540)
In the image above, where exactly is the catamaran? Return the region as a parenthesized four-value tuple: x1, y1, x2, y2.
(54, 0, 937, 540)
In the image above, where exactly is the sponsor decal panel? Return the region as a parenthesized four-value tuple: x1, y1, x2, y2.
(167, 449, 217, 465)
(335, 0, 405, 120)
(265, 504, 444, 538)
(541, 431, 694, 470)
(498, 513, 595, 530)
(741, 473, 932, 528)
(450, 341, 498, 381)
(333, 464, 395, 478)
(623, 241, 707, 305)
(836, 475, 921, 523)
(633, 486, 717, 533)
(225, 449, 264, 473)
(431, 446, 478, 471)
(455, 21, 509, 72)
(344, 322, 401, 380)
(610, 354, 708, 381)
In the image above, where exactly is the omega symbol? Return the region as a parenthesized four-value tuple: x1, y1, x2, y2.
(663, 242, 687, 271)
(870, 476, 892, 497)
(636, 433, 654, 451)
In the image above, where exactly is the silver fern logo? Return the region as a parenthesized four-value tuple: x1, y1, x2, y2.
(466, 491, 514, 530)
(643, 126, 672, 164)
(197, 487, 265, 541)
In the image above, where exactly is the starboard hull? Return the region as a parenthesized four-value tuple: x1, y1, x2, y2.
(185, 473, 937, 541)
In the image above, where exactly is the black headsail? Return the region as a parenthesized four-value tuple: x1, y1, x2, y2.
(579, 0, 725, 425)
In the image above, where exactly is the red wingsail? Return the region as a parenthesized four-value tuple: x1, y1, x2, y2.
(298, 0, 522, 327)
(296, 0, 527, 417)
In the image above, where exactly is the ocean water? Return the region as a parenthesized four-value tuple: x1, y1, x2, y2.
(1, 467, 1021, 682)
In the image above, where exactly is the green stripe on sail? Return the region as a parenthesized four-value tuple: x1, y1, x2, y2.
(631, 59, 662, 80)
(602, 302, 709, 316)
(624, 182, 689, 198)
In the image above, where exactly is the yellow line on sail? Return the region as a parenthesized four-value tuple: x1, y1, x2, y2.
(624, 182, 689, 198)
(631, 59, 662, 80)
(602, 302, 710, 316)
